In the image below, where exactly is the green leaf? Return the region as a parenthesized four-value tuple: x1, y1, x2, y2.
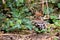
(40, 29, 46, 33)
(50, 15, 58, 19)
(43, 7, 54, 14)
(34, 28, 39, 32)
(51, 0, 56, 3)
(54, 20, 60, 26)
(17, 20, 22, 24)
(18, 0, 24, 3)
(58, 3, 60, 8)
(0, 13, 6, 19)
(53, 37, 58, 40)
(16, 0, 24, 6)
(9, 21, 14, 27)
(11, 9, 20, 17)
(25, 25, 33, 30)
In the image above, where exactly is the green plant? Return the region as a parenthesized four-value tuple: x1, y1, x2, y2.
(53, 20, 60, 26)
(53, 37, 58, 40)
(0, 0, 60, 33)
(0, 0, 33, 32)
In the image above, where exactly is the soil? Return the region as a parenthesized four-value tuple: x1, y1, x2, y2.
(0, 30, 60, 40)
(0, 32, 60, 40)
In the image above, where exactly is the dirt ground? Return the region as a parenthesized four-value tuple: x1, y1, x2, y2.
(0, 33, 60, 40)
(0, 30, 60, 40)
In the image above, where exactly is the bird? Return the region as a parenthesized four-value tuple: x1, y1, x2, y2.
(34, 11, 43, 17)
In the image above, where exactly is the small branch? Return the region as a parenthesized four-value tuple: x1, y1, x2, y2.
(46, 0, 49, 14)
(41, 0, 44, 12)
(2, 0, 6, 4)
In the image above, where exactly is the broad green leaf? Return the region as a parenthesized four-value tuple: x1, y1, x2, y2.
(58, 3, 60, 8)
(50, 15, 58, 19)
(53, 37, 58, 40)
(15, 0, 24, 6)
(17, 20, 22, 24)
(9, 21, 14, 26)
(25, 25, 33, 30)
(54, 20, 60, 26)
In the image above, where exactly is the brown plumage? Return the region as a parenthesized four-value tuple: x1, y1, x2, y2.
(35, 11, 43, 17)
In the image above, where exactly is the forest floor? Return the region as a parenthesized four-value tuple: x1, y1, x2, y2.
(0, 30, 60, 40)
